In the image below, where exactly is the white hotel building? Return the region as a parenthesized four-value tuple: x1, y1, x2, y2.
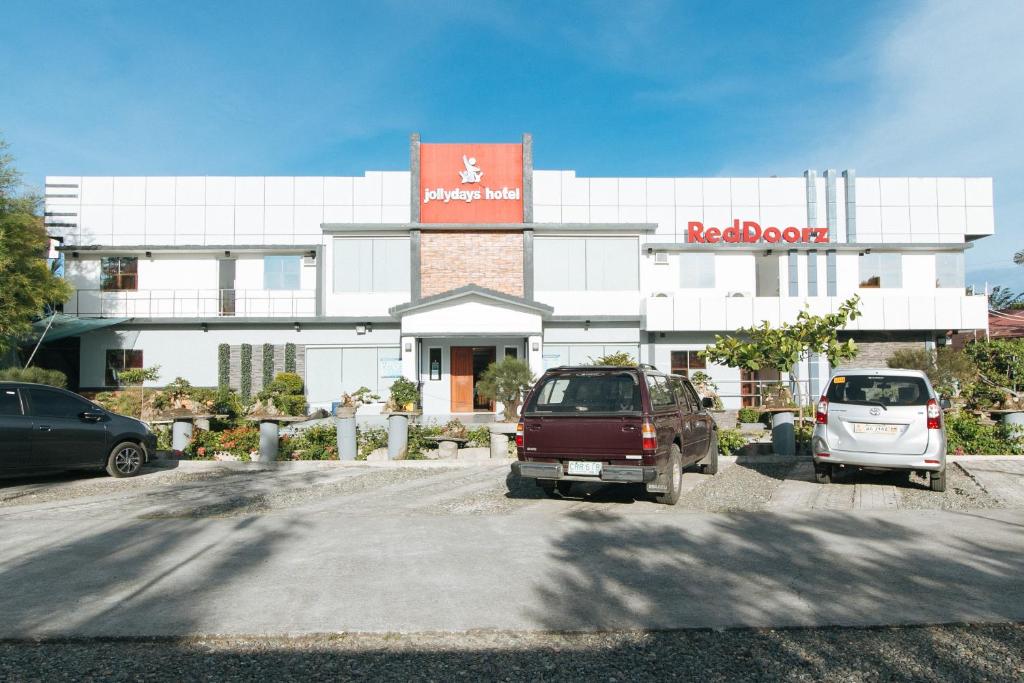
(43, 135, 992, 415)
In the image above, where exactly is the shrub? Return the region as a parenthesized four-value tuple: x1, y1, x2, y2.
(280, 423, 337, 460)
(217, 343, 230, 390)
(256, 372, 307, 416)
(215, 425, 260, 460)
(466, 425, 491, 447)
(717, 428, 748, 455)
(407, 423, 445, 459)
(388, 377, 420, 409)
(590, 351, 636, 366)
(240, 344, 252, 401)
(285, 343, 297, 373)
(476, 357, 535, 421)
(944, 411, 1024, 455)
(737, 407, 760, 423)
(262, 343, 275, 388)
(184, 428, 222, 459)
(0, 366, 67, 388)
(887, 347, 975, 398)
(356, 425, 389, 460)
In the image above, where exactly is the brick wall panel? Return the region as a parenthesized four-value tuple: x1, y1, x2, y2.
(420, 230, 523, 297)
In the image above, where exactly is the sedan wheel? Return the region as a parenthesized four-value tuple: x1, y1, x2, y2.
(106, 442, 144, 478)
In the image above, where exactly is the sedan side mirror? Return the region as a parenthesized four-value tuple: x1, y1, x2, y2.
(80, 410, 105, 422)
(939, 398, 951, 411)
(701, 397, 715, 409)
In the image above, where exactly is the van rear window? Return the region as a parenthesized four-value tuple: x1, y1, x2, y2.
(826, 375, 930, 407)
(525, 372, 642, 414)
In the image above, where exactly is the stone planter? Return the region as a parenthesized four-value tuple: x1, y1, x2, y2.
(770, 410, 796, 456)
(489, 422, 517, 459)
(387, 413, 409, 460)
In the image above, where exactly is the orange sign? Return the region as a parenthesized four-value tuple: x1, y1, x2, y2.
(419, 143, 523, 223)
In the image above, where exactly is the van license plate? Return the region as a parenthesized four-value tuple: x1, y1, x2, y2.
(853, 423, 900, 435)
(567, 461, 602, 476)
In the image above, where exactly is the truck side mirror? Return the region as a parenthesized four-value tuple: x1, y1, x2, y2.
(701, 397, 714, 409)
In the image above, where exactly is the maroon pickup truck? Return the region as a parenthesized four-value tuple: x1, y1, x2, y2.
(510, 365, 719, 505)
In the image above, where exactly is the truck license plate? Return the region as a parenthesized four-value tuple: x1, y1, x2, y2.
(853, 423, 900, 435)
(567, 461, 602, 476)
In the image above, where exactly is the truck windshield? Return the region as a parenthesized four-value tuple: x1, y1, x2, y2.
(826, 375, 930, 407)
(525, 372, 642, 414)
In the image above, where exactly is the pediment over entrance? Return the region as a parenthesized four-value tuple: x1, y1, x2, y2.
(389, 285, 553, 336)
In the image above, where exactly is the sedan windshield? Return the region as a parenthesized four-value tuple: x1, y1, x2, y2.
(826, 375, 930, 407)
(525, 372, 642, 414)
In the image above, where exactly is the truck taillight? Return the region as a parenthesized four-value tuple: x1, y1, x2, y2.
(927, 399, 942, 430)
(642, 421, 657, 452)
(816, 399, 828, 424)
(515, 421, 524, 448)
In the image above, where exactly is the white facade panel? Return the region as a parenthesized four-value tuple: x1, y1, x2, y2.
(646, 178, 674, 206)
(702, 178, 730, 206)
(532, 170, 562, 205)
(964, 177, 993, 206)
(175, 177, 206, 205)
(81, 177, 114, 204)
(674, 178, 702, 205)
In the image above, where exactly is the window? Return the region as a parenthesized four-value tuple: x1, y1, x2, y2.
(264, 255, 301, 290)
(679, 253, 715, 288)
(826, 374, 930, 407)
(105, 349, 143, 386)
(858, 253, 902, 288)
(429, 348, 442, 381)
(668, 377, 695, 413)
(826, 251, 837, 296)
(787, 252, 799, 296)
(807, 250, 818, 296)
(525, 371, 642, 414)
(935, 253, 965, 288)
(26, 387, 92, 418)
(646, 374, 675, 409)
(670, 351, 706, 378)
(101, 257, 137, 291)
(504, 346, 518, 360)
(333, 238, 410, 293)
(534, 238, 638, 291)
(0, 388, 23, 416)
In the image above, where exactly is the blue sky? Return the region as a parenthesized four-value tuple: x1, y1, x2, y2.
(1, 0, 1021, 287)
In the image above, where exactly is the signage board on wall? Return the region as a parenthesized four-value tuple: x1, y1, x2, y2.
(688, 220, 829, 244)
(419, 143, 524, 223)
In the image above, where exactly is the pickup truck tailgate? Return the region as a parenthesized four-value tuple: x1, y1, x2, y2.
(522, 415, 644, 460)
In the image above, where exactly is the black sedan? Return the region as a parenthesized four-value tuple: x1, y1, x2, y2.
(0, 381, 157, 478)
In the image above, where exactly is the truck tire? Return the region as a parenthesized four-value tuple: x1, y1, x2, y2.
(700, 432, 719, 476)
(930, 468, 947, 492)
(656, 445, 683, 505)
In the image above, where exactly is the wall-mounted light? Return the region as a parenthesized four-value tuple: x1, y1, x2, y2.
(366, 322, 373, 334)
(71, 251, 79, 258)
(531, 341, 540, 352)
(201, 322, 208, 333)
(145, 251, 152, 258)
(224, 250, 231, 257)
(294, 322, 302, 332)
(307, 250, 316, 259)
(356, 324, 366, 335)
(864, 248, 872, 255)
(404, 342, 413, 352)
(584, 319, 591, 331)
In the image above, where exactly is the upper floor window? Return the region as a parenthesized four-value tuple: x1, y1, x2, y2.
(101, 257, 137, 291)
(333, 238, 410, 293)
(534, 238, 638, 291)
(935, 253, 965, 288)
(264, 255, 301, 290)
(858, 253, 902, 289)
(678, 253, 715, 289)
(105, 349, 143, 386)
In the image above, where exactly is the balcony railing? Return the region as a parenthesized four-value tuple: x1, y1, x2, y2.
(64, 288, 317, 318)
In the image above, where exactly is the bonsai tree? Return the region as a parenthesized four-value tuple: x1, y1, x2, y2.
(590, 351, 637, 366)
(689, 370, 722, 409)
(476, 357, 535, 422)
(702, 296, 862, 424)
(337, 386, 380, 416)
(116, 365, 161, 419)
(255, 372, 307, 416)
(387, 377, 420, 411)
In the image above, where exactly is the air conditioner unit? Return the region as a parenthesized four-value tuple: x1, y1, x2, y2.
(653, 252, 669, 265)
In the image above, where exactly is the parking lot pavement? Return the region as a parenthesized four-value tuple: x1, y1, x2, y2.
(2, 457, 1024, 639)
(956, 458, 1024, 507)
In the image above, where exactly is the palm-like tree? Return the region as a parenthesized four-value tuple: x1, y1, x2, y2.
(1015, 250, 1024, 266)
(989, 285, 1024, 310)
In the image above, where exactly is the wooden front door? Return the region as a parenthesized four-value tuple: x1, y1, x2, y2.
(450, 347, 474, 412)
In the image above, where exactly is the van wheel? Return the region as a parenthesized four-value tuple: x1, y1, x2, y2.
(930, 469, 946, 492)
(656, 445, 683, 505)
(814, 464, 832, 484)
(106, 442, 144, 478)
(700, 432, 719, 475)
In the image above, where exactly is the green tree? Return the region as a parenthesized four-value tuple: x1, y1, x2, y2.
(476, 357, 535, 422)
(887, 347, 975, 398)
(590, 351, 637, 366)
(989, 285, 1024, 310)
(702, 296, 863, 423)
(0, 136, 73, 357)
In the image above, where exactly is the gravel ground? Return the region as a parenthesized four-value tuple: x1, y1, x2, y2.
(3, 623, 1022, 682)
(141, 467, 457, 518)
(0, 467, 249, 508)
(674, 462, 794, 512)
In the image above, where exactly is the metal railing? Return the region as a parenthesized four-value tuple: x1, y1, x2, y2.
(64, 288, 317, 318)
(705, 378, 818, 408)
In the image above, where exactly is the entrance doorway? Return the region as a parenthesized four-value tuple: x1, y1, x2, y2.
(450, 346, 496, 412)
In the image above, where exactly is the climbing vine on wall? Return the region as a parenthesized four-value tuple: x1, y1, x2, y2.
(262, 343, 275, 388)
(285, 343, 296, 373)
(240, 344, 252, 401)
(217, 344, 230, 390)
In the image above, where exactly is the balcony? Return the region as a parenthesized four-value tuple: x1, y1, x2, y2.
(643, 293, 989, 332)
(64, 289, 317, 318)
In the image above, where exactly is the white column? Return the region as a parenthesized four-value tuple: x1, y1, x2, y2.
(401, 336, 417, 381)
(527, 335, 544, 377)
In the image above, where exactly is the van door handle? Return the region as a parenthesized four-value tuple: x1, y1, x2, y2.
(37, 425, 52, 432)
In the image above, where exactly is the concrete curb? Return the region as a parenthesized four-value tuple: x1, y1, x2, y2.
(950, 454, 1024, 461)
(149, 458, 512, 472)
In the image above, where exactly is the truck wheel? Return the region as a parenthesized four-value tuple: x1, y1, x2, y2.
(930, 469, 947, 492)
(656, 445, 683, 505)
(814, 464, 832, 484)
(700, 432, 719, 475)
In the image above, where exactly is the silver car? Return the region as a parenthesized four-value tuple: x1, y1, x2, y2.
(811, 368, 950, 491)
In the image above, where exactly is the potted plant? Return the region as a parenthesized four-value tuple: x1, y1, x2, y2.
(336, 386, 380, 418)
(387, 377, 420, 412)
